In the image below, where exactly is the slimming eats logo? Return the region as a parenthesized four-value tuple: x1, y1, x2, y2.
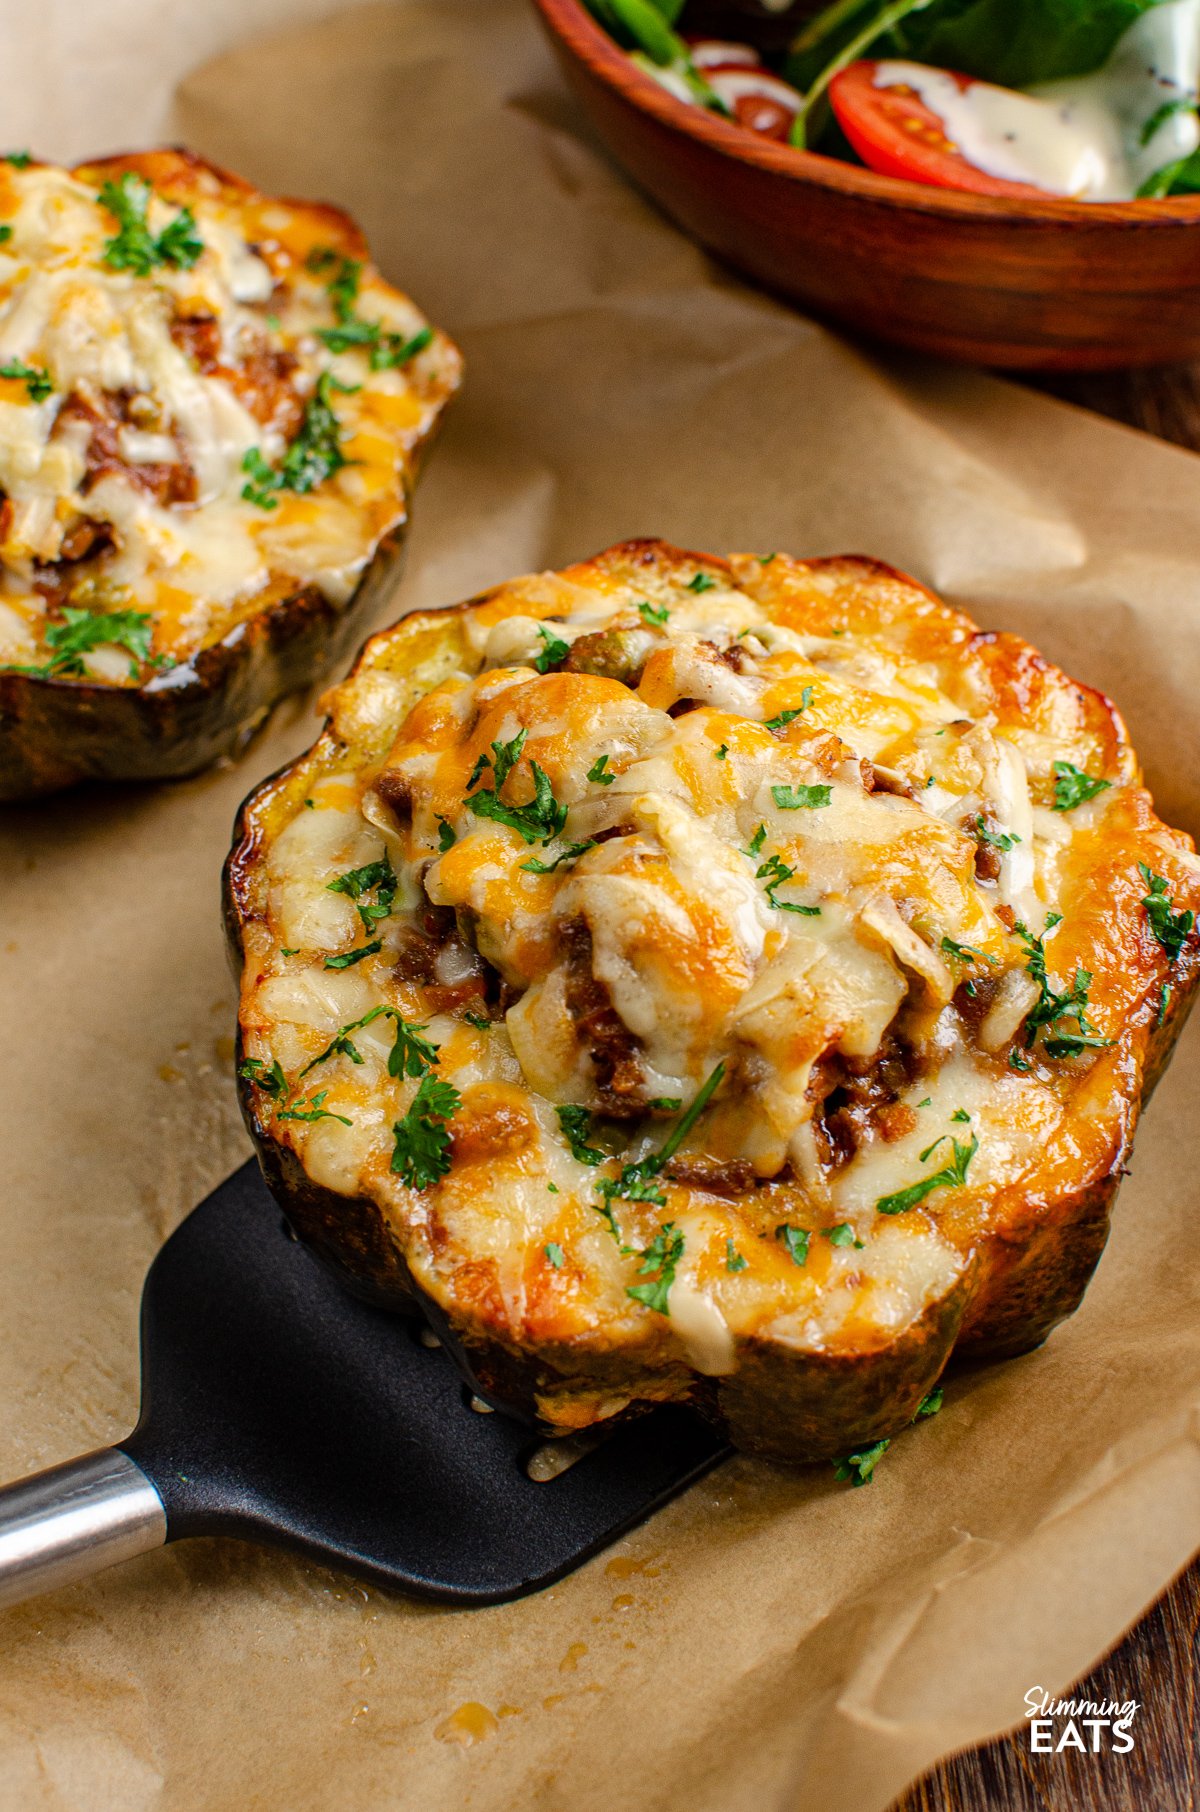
(1024, 1686, 1139, 1754)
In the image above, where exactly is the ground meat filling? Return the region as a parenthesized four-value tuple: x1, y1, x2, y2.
(56, 388, 197, 507)
(560, 916, 646, 1115)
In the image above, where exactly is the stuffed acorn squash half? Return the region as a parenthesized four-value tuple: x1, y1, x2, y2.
(0, 150, 461, 799)
(226, 540, 1200, 1464)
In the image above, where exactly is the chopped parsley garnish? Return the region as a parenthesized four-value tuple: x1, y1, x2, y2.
(756, 852, 820, 916)
(715, 744, 728, 760)
(239, 1056, 287, 1099)
(776, 1223, 811, 1266)
(299, 1004, 439, 1081)
(915, 1386, 944, 1419)
(520, 840, 596, 874)
(323, 939, 383, 970)
(436, 817, 456, 852)
(758, 552, 777, 565)
(1157, 982, 1171, 1028)
(1014, 915, 1111, 1059)
(468, 738, 568, 846)
(1009, 1049, 1031, 1072)
(277, 1089, 352, 1126)
(241, 372, 348, 507)
(1139, 863, 1195, 962)
(557, 1104, 607, 1167)
(917, 1097, 932, 1109)
(940, 936, 997, 967)
(326, 854, 396, 933)
(824, 1222, 863, 1249)
(464, 1012, 492, 1032)
(10, 606, 157, 679)
(0, 359, 51, 402)
(3, 152, 32, 169)
(637, 599, 670, 627)
(390, 1074, 461, 1189)
(875, 1132, 978, 1217)
(772, 783, 831, 811)
(588, 753, 614, 786)
(545, 1242, 565, 1269)
(951, 1108, 971, 1123)
(0, 227, 10, 245)
(686, 573, 717, 593)
(975, 815, 1021, 852)
(764, 688, 814, 732)
(1052, 762, 1111, 812)
(725, 1239, 747, 1272)
(626, 1221, 685, 1316)
(744, 824, 766, 859)
(533, 624, 569, 672)
(833, 1439, 889, 1487)
(648, 1096, 682, 1112)
(280, 947, 299, 958)
(594, 1062, 726, 1243)
(310, 246, 433, 368)
(99, 171, 203, 275)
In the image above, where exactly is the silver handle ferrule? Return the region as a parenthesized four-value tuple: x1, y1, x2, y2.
(0, 1448, 166, 1611)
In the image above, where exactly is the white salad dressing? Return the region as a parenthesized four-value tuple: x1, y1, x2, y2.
(874, 0, 1200, 199)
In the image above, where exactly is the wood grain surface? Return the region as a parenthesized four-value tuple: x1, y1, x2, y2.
(892, 362, 1200, 1812)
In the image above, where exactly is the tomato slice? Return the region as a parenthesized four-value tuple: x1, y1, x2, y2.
(828, 60, 1059, 200)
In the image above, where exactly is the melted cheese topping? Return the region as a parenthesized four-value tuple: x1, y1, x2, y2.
(0, 153, 460, 680)
(234, 544, 1200, 1411)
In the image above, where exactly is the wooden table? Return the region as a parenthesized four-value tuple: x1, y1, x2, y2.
(894, 364, 1200, 1812)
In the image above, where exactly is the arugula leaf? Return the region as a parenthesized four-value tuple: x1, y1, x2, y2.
(776, 1223, 811, 1266)
(239, 1056, 287, 1099)
(521, 840, 596, 874)
(626, 1221, 685, 1315)
(725, 1239, 748, 1273)
(323, 939, 383, 970)
(99, 171, 202, 275)
(638, 599, 670, 627)
(833, 1438, 890, 1487)
(0, 359, 51, 402)
(876, 1132, 978, 1216)
(975, 814, 1021, 851)
(1139, 863, 1195, 962)
(588, 753, 615, 786)
(772, 783, 831, 811)
(277, 1089, 352, 1127)
(764, 688, 814, 732)
(390, 1073, 461, 1189)
(11, 606, 157, 679)
(534, 624, 569, 672)
(326, 854, 396, 933)
(545, 1242, 565, 1269)
(1052, 761, 1112, 812)
(558, 1104, 607, 1167)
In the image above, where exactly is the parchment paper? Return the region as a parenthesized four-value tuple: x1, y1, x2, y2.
(2, 4, 1199, 1809)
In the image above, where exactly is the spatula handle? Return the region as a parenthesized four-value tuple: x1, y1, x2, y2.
(0, 1447, 166, 1611)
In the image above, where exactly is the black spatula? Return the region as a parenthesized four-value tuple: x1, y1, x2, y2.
(0, 1162, 727, 1611)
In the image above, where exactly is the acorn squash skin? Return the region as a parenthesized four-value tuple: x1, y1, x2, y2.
(224, 543, 1200, 1465)
(0, 527, 411, 800)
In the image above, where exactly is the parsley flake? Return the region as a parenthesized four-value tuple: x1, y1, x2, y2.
(545, 1242, 565, 1269)
(9, 606, 157, 679)
(520, 839, 596, 875)
(833, 1439, 889, 1487)
(99, 171, 203, 275)
(975, 815, 1021, 852)
(1139, 863, 1195, 962)
(940, 935, 997, 968)
(776, 1223, 811, 1266)
(390, 1073, 461, 1189)
(239, 1056, 287, 1099)
(534, 624, 569, 672)
(327, 854, 396, 933)
(772, 783, 831, 811)
(686, 573, 717, 593)
(637, 599, 670, 627)
(558, 1105, 607, 1167)
(1052, 762, 1111, 812)
(436, 817, 456, 853)
(588, 753, 614, 786)
(715, 744, 728, 760)
(764, 687, 814, 732)
(0, 359, 51, 402)
(725, 1239, 748, 1273)
(241, 372, 348, 508)
(823, 1223, 863, 1249)
(277, 1089, 352, 1127)
(1014, 917, 1111, 1059)
(300, 1004, 439, 1082)
(323, 939, 382, 970)
(876, 1132, 977, 1216)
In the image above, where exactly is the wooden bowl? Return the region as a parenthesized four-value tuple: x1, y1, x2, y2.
(532, 0, 1200, 370)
